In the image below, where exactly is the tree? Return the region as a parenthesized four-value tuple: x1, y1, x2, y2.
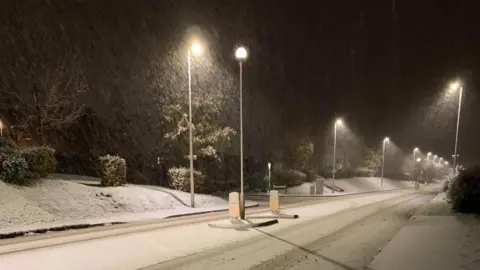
(364, 148, 382, 173)
(0, 6, 88, 144)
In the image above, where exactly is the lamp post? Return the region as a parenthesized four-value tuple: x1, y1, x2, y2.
(449, 81, 463, 174)
(267, 162, 272, 192)
(187, 42, 202, 208)
(381, 137, 389, 187)
(413, 147, 419, 166)
(235, 46, 248, 219)
(0, 120, 3, 136)
(332, 118, 343, 193)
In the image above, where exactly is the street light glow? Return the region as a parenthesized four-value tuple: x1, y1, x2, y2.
(191, 42, 202, 55)
(414, 147, 419, 152)
(445, 161, 449, 165)
(416, 158, 422, 162)
(384, 137, 390, 142)
(449, 81, 461, 92)
(427, 152, 432, 156)
(335, 118, 343, 126)
(235, 46, 248, 60)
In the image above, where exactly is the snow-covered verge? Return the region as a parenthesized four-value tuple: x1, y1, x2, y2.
(0, 177, 257, 235)
(286, 177, 415, 195)
(416, 192, 455, 216)
(370, 192, 480, 270)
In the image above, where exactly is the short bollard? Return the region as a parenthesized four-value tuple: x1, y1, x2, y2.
(242, 190, 298, 219)
(269, 190, 280, 213)
(208, 191, 279, 229)
(229, 192, 240, 218)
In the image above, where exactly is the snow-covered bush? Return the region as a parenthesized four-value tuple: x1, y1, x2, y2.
(448, 166, 480, 214)
(275, 169, 307, 186)
(0, 151, 29, 185)
(354, 167, 375, 177)
(168, 167, 206, 193)
(19, 146, 56, 178)
(99, 155, 126, 187)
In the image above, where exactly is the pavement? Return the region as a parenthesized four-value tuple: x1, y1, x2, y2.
(368, 193, 480, 270)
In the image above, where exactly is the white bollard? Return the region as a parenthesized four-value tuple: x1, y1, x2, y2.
(269, 190, 280, 213)
(229, 192, 240, 218)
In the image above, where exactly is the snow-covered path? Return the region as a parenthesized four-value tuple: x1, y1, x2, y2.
(0, 187, 437, 270)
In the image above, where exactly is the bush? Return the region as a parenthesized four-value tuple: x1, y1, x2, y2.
(275, 169, 307, 186)
(168, 167, 206, 193)
(447, 166, 480, 214)
(19, 146, 57, 178)
(99, 155, 126, 187)
(0, 151, 29, 185)
(335, 167, 355, 178)
(354, 167, 375, 177)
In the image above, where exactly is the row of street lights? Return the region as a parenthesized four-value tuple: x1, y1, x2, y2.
(186, 41, 248, 218)
(186, 38, 464, 214)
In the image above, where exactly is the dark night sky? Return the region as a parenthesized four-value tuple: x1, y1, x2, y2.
(173, 0, 480, 164)
(3, 0, 480, 165)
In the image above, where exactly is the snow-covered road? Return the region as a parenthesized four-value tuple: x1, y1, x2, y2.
(0, 187, 438, 270)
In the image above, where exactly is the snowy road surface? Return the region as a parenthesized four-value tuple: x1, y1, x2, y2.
(0, 188, 438, 270)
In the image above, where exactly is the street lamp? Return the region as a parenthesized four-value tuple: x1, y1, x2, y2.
(413, 147, 419, 166)
(449, 81, 463, 173)
(416, 158, 422, 162)
(235, 46, 248, 219)
(381, 137, 390, 187)
(332, 118, 343, 193)
(267, 162, 272, 192)
(445, 161, 449, 165)
(187, 41, 203, 208)
(0, 120, 3, 136)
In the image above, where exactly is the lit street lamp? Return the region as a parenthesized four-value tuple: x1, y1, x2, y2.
(0, 120, 3, 136)
(449, 81, 463, 173)
(187, 41, 203, 208)
(416, 158, 422, 162)
(413, 147, 419, 166)
(235, 46, 248, 219)
(267, 162, 272, 192)
(381, 137, 390, 187)
(332, 118, 343, 193)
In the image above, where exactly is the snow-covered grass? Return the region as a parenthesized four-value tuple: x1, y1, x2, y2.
(416, 192, 455, 216)
(0, 176, 256, 234)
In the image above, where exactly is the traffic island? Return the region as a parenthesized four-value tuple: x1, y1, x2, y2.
(207, 192, 279, 229)
(247, 190, 299, 220)
(207, 218, 279, 229)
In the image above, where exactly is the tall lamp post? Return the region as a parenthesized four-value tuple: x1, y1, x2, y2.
(381, 137, 389, 187)
(267, 162, 272, 192)
(235, 46, 248, 219)
(449, 81, 463, 173)
(187, 42, 202, 208)
(332, 118, 343, 193)
(413, 147, 419, 166)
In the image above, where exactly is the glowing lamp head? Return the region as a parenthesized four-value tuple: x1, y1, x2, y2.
(191, 42, 202, 56)
(335, 118, 343, 126)
(235, 46, 248, 60)
(414, 147, 419, 152)
(449, 81, 461, 92)
(427, 152, 432, 156)
(445, 161, 449, 165)
(416, 158, 422, 162)
(384, 137, 390, 142)
(268, 162, 271, 170)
